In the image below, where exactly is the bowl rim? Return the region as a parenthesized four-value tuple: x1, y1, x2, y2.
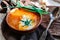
(6, 8, 42, 32)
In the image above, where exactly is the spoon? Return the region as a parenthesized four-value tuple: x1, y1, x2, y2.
(39, 7, 59, 40)
(28, 1, 59, 40)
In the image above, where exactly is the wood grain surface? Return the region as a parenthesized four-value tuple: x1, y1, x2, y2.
(41, 6, 60, 36)
(0, 7, 60, 40)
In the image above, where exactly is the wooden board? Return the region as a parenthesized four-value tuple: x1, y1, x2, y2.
(41, 7, 60, 36)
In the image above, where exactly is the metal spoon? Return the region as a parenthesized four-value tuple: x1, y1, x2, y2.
(39, 7, 59, 40)
(28, 2, 60, 40)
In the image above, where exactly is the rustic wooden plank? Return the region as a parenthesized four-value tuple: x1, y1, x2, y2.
(41, 7, 60, 36)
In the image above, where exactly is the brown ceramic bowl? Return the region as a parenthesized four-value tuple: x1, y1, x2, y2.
(6, 8, 42, 32)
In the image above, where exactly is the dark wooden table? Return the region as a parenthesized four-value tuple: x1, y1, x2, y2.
(0, 6, 60, 40)
(41, 6, 60, 36)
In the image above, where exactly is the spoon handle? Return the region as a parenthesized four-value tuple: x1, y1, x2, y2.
(39, 19, 54, 40)
(39, 29, 47, 40)
(46, 19, 54, 31)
